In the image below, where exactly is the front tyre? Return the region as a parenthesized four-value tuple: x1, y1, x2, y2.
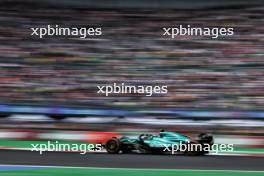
(105, 137, 121, 154)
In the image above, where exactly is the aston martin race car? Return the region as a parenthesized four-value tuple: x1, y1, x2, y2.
(105, 130, 214, 155)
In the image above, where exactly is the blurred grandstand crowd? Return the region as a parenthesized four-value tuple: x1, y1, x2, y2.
(0, 2, 264, 110)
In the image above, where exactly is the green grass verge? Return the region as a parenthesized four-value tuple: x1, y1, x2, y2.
(0, 167, 264, 176)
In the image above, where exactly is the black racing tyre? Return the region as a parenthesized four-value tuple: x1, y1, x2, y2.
(105, 138, 121, 154)
(182, 142, 206, 156)
(198, 133, 214, 145)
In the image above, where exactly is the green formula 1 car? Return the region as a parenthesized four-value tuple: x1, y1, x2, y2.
(105, 130, 214, 155)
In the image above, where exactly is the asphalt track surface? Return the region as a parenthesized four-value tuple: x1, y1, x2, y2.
(0, 150, 263, 171)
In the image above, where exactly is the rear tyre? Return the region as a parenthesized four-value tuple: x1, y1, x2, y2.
(105, 137, 121, 154)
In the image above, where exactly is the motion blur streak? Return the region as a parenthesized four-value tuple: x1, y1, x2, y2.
(0, 0, 263, 176)
(0, 2, 264, 109)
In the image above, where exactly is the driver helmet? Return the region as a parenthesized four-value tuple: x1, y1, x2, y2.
(160, 129, 165, 137)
